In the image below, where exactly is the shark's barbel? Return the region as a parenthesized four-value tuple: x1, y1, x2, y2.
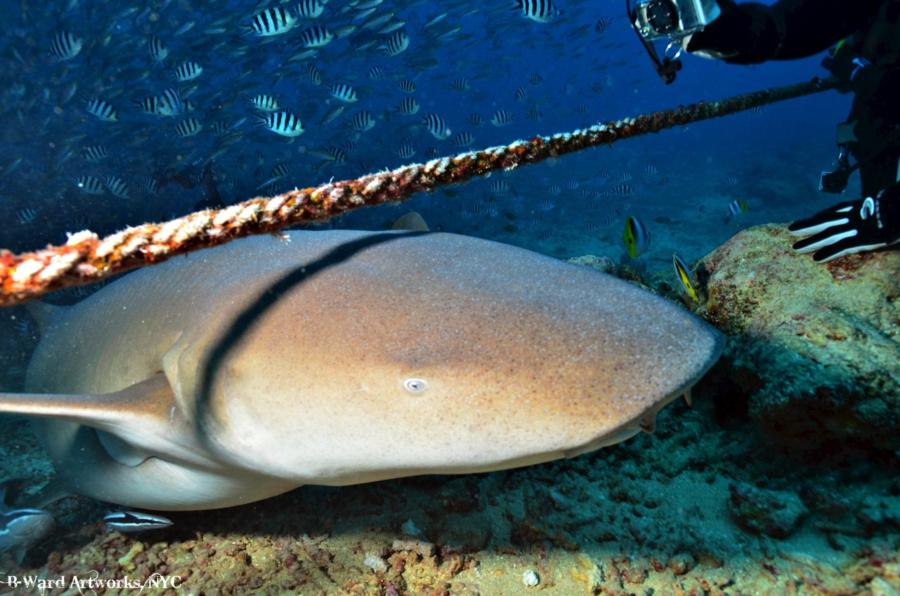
(1, 230, 722, 510)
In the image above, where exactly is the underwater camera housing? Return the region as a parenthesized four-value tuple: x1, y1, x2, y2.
(632, 0, 721, 41)
(628, 0, 720, 84)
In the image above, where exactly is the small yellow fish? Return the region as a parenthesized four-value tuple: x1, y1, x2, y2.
(623, 216, 650, 259)
(672, 253, 699, 303)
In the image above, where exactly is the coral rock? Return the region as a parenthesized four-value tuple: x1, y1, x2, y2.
(728, 482, 808, 538)
(699, 224, 899, 451)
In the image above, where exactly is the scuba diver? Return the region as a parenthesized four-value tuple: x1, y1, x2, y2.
(631, 0, 900, 262)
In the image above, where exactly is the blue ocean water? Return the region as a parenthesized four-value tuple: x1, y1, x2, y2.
(0, 0, 852, 267)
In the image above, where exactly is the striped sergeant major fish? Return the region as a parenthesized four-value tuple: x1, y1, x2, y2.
(395, 97, 419, 115)
(422, 113, 451, 140)
(137, 89, 183, 117)
(330, 83, 358, 103)
(382, 29, 410, 56)
(103, 511, 172, 534)
(315, 146, 348, 163)
(300, 25, 333, 47)
(158, 89, 185, 116)
(75, 175, 105, 195)
(490, 109, 513, 127)
(305, 63, 323, 85)
(331, 146, 351, 163)
(105, 176, 130, 198)
(15, 207, 38, 226)
(513, 0, 561, 23)
(453, 131, 475, 147)
(147, 35, 168, 62)
(672, 253, 700, 303)
(490, 180, 512, 196)
(255, 172, 285, 192)
(260, 111, 305, 137)
(297, 0, 325, 18)
(349, 110, 375, 131)
(450, 78, 470, 92)
(145, 177, 160, 195)
(247, 6, 298, 37)
(173, 61, 203, 82)
(397, 142, 415, 159)
(271, 162, 290, 179)
(251, 94, 279, 111)
(623, 216, 651, 259)
(49, 30, 82, 60)
(211, 119, 233, 136)
(174, 117, 202, 137)
(82, 145, 108, 162)
(86, 98, 117, 122)
(398, 79, 416, 93)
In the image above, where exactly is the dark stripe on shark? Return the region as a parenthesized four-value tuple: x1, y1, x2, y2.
(194, 232, 427, 452)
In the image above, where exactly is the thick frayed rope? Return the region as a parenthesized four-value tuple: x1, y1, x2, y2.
(0, 77, 836, 307)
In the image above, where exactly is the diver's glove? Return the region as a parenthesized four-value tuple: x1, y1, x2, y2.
(682, 0, 781, 64)
(788, 185, 900, 262)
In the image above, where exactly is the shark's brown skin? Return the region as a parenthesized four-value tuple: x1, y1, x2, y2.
(2, 230, 722, 511)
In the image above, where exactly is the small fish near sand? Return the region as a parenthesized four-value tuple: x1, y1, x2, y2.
(623, 215, 651, 258)
(1, 230, 721, 512)
(104, 510, 173, 534)
(0, 480, 54, 564)
(672, 252, 700, 303)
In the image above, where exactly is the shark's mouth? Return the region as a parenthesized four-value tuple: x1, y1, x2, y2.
(562, 380, 700, 460)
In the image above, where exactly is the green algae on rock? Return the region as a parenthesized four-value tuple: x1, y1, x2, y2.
(698, 224, 899, 452)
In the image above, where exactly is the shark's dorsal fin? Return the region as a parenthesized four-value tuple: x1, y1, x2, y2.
(24, 302, 66, 333)
(391, 212, 429, 231)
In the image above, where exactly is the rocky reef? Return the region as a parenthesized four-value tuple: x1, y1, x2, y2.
(696, 224, 899, 454)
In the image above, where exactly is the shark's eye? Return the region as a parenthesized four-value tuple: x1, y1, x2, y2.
(403, 378, 428, 394)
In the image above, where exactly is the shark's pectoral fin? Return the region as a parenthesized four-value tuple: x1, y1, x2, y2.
(0, 375, 206, 466)
(0, 374, 173, 431)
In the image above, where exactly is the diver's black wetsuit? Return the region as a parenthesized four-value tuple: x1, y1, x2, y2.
(687, 0, 900, 262)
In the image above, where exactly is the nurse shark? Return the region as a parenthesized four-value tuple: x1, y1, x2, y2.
(0, 229, 722, 511)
